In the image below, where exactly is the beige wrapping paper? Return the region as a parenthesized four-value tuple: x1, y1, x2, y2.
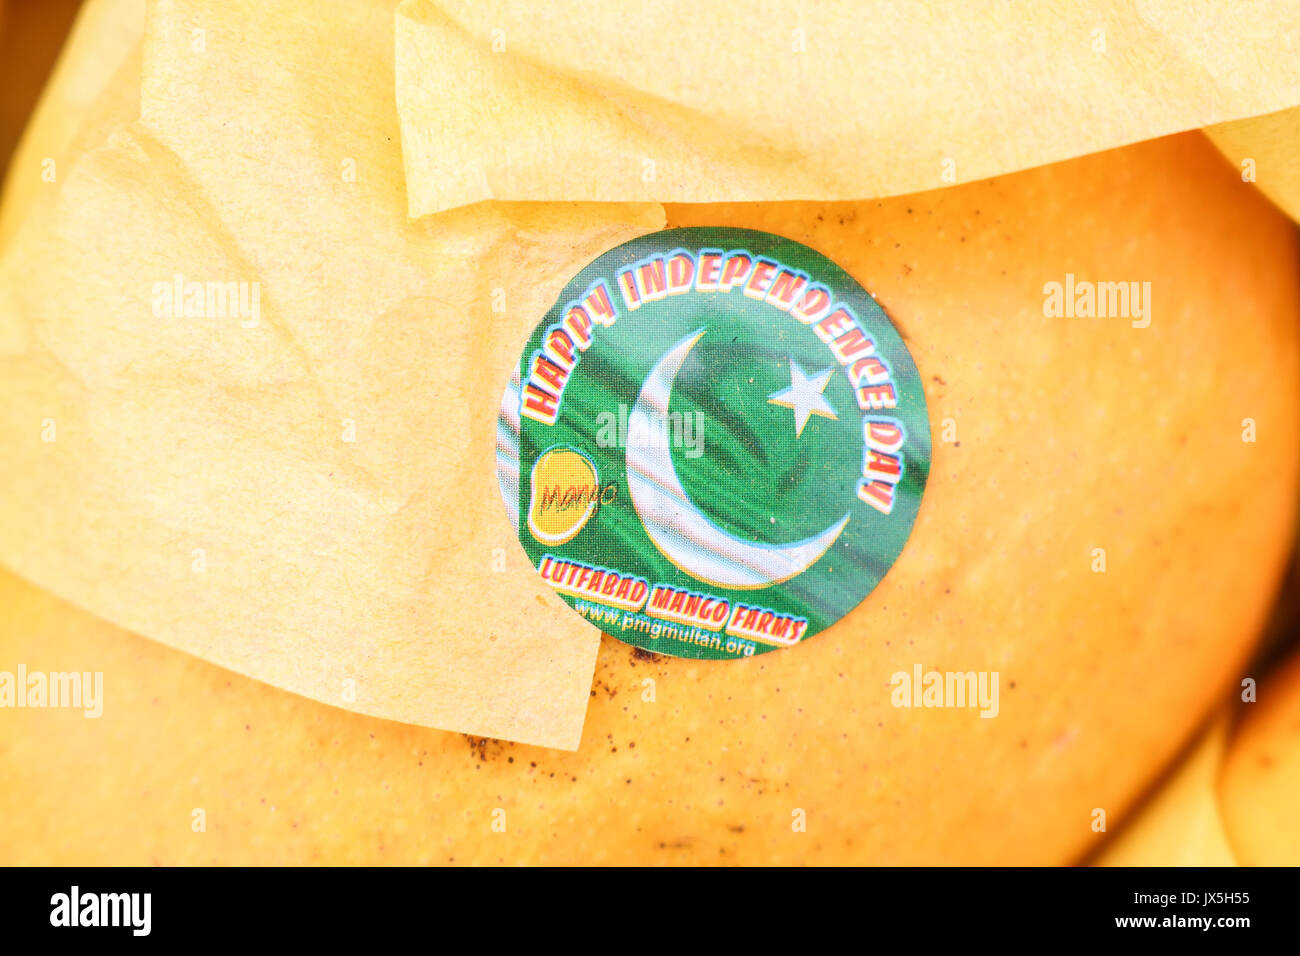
(1, 0, 1298, 748)
(1206, 106, 1300, 224)
(0, 0, 660, 749)
(396, 0, 1300, 216)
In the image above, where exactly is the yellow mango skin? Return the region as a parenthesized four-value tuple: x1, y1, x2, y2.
(1092, 715, 1237, 866)
(1, 131, 1298, 865)
(1219, 649, 1300, 865)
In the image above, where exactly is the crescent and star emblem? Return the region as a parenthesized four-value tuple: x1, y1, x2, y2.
(625, 328, 851, 591)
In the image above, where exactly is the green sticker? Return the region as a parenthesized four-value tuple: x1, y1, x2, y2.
(499, 228, 929, 659)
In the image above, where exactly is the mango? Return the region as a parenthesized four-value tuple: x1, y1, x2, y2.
(1092, 714, 1237, 866)
(1091, 640, 1300, 867)
(1218, 647, 1300, 865)
(1, 130, 1297, 864)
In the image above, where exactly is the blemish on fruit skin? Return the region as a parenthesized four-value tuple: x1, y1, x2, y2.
(1053, 728, 1080, 751)
(462, 734, 513, 762)
(631, 647, 662, 665)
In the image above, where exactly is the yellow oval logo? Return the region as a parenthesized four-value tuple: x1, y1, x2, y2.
(527, 447, 604, 545)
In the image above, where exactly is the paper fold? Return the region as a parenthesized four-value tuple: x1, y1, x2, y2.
(395, 0, 1300, 217)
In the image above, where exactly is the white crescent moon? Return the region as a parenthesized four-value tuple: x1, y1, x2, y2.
(626, 329, 851, 590)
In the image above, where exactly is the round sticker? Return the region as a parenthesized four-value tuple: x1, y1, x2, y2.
(499, 228, 929, 659)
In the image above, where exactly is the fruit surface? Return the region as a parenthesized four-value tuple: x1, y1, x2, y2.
(1, 131, 1297, 864)
(1218, 648, 1300, 865)
(1092, 714, 1237, 866)
(1094, 640, 1300, 867)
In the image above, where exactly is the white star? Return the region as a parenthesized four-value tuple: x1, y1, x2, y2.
(767, 358, 838, 438)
